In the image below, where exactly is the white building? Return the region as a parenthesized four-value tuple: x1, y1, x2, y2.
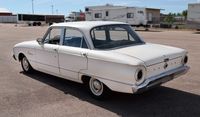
(85, 4, 148, 27)
(0, 8, 17, 23)
(0, 8, 12, 16)
(85, 4, 161, 27)
(187, 3, 200, 29)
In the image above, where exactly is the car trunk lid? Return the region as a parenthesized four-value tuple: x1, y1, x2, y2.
(111, 43, 187, 78)
(111, 43, 186, 66)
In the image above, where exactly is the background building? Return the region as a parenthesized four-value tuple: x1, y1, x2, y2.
(146, 8, 161, 25)
(0, 8, 12, 16)
(85, 4, 161, 27)
(0, 8, 17, 23)
(68, 11, 85, 21)
(187, 3, 200, 30)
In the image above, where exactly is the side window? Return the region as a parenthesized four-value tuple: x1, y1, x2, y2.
(44, 28, 62, 45)
(138, 11, 144, 15)
(63, 28, 88, 49)
(94, 13, 102, 18)
(127, 13, 134, 18)
(106, 11, 109, 16)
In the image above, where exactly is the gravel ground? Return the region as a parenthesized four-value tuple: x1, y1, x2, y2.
(0, 24, 200, 117)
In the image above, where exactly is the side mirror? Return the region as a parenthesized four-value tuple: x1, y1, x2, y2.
(36, 38, 43, 45)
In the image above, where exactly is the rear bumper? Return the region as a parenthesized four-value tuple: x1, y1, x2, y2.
(132, 66, 190, 93)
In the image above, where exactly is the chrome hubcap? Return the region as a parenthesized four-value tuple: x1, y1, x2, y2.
(89, 78, 103, 96)
(22, 57, 29, 71)
(93, 80, 101, 90)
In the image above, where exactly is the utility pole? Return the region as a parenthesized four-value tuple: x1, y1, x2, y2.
(51, 5, 54, 14)
(56, 9, 58, 14)
(32, 0, 34, 14)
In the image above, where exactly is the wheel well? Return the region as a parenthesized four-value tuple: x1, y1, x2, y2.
(81, 75, 110, 90)
(81, 75, 91, 84)
(18, 53, 25, 61)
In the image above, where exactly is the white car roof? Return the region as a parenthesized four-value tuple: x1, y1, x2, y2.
(51, 21, 128, 30)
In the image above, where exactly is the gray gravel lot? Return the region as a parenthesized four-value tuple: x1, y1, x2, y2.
(0, 24, 200, 117)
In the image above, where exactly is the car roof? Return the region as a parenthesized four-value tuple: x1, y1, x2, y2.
(51, 21, 128, 30)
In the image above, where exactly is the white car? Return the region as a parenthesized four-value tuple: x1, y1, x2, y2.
(13, 21, 189, 98)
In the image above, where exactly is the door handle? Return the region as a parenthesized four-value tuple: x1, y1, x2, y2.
(53, 48, 58, 51)
(81, 53, 87, 57)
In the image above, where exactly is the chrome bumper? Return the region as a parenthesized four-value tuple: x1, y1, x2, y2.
(132, 66, 190, 93)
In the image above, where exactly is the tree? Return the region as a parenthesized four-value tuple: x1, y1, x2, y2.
(164, 12, 175, 24)
(182, 10, 187, 20)
(177, 13, 182, 16)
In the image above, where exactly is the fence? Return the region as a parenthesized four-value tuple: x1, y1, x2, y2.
(0, 16, 17, 23)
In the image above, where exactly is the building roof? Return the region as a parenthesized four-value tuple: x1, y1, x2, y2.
(0, 8, 11, 13)
(87, 5, 126, 9)
(86, 4, 144, 10)
(85, 4, 162, 10)
(145, 8, 163, 11)
(188, 3, 200, 5)
(52, 21, 127, 30)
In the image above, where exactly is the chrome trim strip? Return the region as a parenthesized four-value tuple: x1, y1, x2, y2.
(147, 56, 182, 67)
(32, 60, 59, 68)
(79, 73, 134, 86)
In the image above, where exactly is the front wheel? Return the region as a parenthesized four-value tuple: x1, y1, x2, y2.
(88, 78, 109, 99)
(21, 56, 33, 73)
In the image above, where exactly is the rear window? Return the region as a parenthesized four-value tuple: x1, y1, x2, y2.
(91, 24, 144, 49)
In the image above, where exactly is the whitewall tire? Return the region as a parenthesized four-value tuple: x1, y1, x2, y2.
(88, 77, 109, 99)
(21, 56, 33, 73)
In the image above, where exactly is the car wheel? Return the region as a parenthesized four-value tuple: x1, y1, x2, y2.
(21, 56, 33, 73)
(89, 78, 108, 99)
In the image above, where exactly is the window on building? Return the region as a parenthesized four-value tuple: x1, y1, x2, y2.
(106, 11, 109, 16)
(127, 13, 134, 18)
(138, 11, 144, 14)
(94, 13, 102, 18)
(85, 8, 89, 12)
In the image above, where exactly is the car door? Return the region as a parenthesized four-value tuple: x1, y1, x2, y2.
(35, 27, 64, 75)
(58, 28, 89, 80)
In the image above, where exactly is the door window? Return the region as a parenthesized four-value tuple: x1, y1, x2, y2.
(44, 28, 62, 45)
(63, 28, 88, 49)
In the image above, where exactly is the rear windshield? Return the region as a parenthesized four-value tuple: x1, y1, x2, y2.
(90, 24, 144, 49)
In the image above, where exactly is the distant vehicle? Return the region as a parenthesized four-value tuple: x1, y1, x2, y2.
(13, 21, 189, 99)
(17, 14, 65, 26)
(85, 5, 148, 27)
(187, 3, 200, 30)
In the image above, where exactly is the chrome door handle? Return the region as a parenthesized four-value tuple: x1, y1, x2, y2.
(82, 53, 87, 57)
(53, 48, 58, 51)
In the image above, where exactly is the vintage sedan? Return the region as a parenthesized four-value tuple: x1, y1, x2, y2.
(13, 21, 189, 98)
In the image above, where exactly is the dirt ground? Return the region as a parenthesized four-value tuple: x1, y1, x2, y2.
(0, 24, 200, 117)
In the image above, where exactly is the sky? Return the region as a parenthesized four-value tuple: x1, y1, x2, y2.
(0, 0, 199, 16)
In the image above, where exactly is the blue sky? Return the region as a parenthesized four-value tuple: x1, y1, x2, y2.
(0, 0, 199, 15)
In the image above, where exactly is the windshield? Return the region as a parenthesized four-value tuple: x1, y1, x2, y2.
(91, 24, 144, 49)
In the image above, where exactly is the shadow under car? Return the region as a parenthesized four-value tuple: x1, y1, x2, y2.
(22, 71, 200, 117)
